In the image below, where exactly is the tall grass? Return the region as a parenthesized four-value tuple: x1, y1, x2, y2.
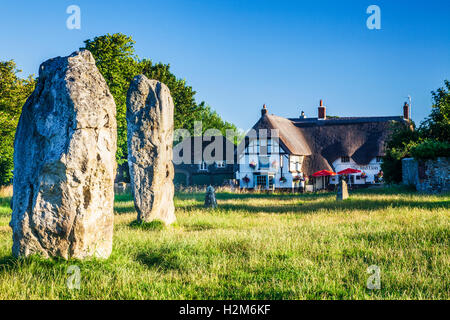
(0, 186, 448, 299)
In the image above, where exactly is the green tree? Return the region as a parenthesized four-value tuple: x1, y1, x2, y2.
(381, 122, 420, 184)
(410, 139, 450, 160)
(419, 80, 450, 142)
(0, 61, 35, 185)
(382, 80, 450, 184)
(81, 33, 237, 168)
(138, 59, 204, 133)
(82, 33, 140, 164)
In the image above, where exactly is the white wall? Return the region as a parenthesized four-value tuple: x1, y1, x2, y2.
(236, 153, 304, 189)
(331, 157, 382, 184)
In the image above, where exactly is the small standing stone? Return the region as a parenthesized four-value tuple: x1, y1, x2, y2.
(336, 179, 349, 200)
(127, 75, 176, 225)
(204, 186, 218, 209)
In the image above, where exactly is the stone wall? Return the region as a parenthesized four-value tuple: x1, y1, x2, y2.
(403, 157, 450, 194)
(402, 158, 419, 186)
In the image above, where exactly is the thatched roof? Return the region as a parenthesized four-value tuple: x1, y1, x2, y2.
(249, 112, 409, 176)
(251, 114, 312, 155)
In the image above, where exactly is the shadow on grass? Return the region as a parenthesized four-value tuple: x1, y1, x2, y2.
(136, 251, 184, 271)
(350, 227, 449, 245)
(114, 194, 133, 202)
(114, 205, 136, 214)
(129, 220, 165, 231)
(113, 186, 443, 216)
(0, 196, 12, 206)
(0, 254, 70, 273)
(183, 222, 217, 231)
(0, 255, 18, 271)
(216, 198, 449, 215)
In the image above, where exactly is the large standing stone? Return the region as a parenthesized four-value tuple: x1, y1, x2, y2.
(336, 179, 349, 200)
(10, 50, 117, 259)
(126, 75, 176, 224)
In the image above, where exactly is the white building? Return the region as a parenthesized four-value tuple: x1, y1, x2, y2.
(236, 101, 411, 190)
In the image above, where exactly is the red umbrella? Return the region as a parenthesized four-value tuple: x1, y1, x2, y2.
(311, 170, 337, 177)
(337, 168, 361, 175)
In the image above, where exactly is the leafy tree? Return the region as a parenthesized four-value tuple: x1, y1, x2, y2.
(197, 104, 236, 136)
(82, 33, 140, 164)
(81, 33, 237, 169)
(381, 122, 420, 184)
(382, 80, 450, 184)
(419, 80, 450, 142)
(138, 59, 204, 134)
(410, 139, 450, 160)
(0, 61, 35, 185)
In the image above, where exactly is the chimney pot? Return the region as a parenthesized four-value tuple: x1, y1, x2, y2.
(403, 102, 410, 120)
(261, 104, 268, 117)
(318, 100, 326, 120)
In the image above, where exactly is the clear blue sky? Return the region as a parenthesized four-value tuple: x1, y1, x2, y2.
(1, 0, 449, 130)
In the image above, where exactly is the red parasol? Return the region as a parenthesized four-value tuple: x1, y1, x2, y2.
(311, 170, 337, 177)
(337, 168, 361, 175)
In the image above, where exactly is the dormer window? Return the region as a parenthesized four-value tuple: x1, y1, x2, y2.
(341, 156, 350, 163)
(289, 155, 302, 172)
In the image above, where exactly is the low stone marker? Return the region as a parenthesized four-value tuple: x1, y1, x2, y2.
(126, 75, 176, 225)
(204, 186, 218, 209)
(336, 179, 349, 200)
(10, 50, 117, 259)
(114, 182, 130, 194)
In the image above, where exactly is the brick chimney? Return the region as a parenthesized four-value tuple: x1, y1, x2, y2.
(261, 104, 268, 117)
(403, 102, 410, 120)
(318, 99, 326, 120)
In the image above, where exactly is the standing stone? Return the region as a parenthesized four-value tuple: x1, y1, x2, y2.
(336, 179, 349, 200)
(126, 75, 176, 225)
(10, 50, 117, 259)
(204, 186, 218, 209)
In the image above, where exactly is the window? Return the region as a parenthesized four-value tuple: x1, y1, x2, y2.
(272, 139, 280, 153)
(199, 161, 208, 171)
(256, 175, 267, 188)
(376, 156, 383, 163)
(341, 156, 350, 163)
(246, 139, 258, 154)
(246, 138, 280, 155)
(289, 155, 302, 172)
(268, 175, 274, 189)
(259, 156, 270, 169)
(259, 139, 267, 155)
(216, 161, 226, 168)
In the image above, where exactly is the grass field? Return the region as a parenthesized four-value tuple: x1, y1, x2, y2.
(0, 186, 448, 299)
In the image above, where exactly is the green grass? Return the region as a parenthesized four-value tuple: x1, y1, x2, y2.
(0, 187, 448, 299)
